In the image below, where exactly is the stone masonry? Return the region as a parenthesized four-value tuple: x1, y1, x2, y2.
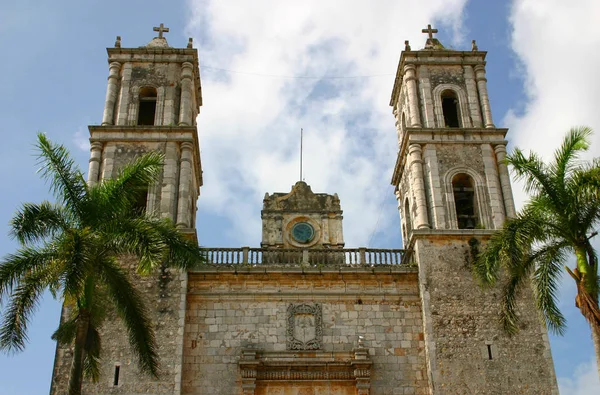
(49, 25, 560, 395)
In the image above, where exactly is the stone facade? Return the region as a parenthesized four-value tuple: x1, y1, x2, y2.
(182, 270, 428, 394)
(49, 26, 559, 395)
(50, 31, 203, 395)
(390, 32, 559, 394)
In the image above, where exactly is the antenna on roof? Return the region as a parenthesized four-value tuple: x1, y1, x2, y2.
(299, 128, 304, 182)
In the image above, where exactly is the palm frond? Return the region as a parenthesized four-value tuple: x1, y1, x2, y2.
(90, 152, 164, 223)
(10, 201, 71, 245)
(99, 258, 159, 377)
(35, 133, 87, 219)
(551, 126, 592, 188)
(83, 325, 102, 382)
(0, 267, 53, 352)
(145, 217, 205, 270)
(531, 242, 569, 335)
(0, 245, 58, 299)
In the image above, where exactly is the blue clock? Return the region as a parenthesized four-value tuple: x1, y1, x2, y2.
(292, 222, 315, 243)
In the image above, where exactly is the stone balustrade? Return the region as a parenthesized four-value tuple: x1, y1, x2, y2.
(200, 247, 411, 266)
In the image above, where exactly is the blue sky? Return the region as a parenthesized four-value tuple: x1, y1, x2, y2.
(1, 0, 599, 393)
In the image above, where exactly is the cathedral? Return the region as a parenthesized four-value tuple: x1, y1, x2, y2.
(50, 24, 559, 394)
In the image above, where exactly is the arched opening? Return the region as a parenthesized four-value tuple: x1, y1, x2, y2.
(138, 87, 157, 126)
(452, 174, 477, 229)
(404, 199, 412, 237)
(441, 90, 460, 128)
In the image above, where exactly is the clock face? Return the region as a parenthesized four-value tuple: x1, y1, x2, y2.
(291, 222, 315, 244)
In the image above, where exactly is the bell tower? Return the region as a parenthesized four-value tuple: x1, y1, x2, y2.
(390, 26, 558, 393)
(50, 25, 202, 394)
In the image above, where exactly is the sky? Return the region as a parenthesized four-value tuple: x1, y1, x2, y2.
(0, 0, 599, 393)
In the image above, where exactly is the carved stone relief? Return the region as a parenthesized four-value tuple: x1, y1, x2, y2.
(287, 303, 322, 350)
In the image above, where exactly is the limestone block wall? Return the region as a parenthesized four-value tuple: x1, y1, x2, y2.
(413, 234, 559, 394)
(50, 256, 188, 395)
(182, 270, 428, 394)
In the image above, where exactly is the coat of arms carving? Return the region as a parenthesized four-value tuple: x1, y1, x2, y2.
(287, 303, 322, 350)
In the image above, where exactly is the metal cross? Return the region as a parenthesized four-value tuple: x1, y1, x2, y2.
(421, 24, 438, 40)
(153, 23, 170, 38)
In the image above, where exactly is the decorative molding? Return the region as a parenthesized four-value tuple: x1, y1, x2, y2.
(287, 303, 323, 350)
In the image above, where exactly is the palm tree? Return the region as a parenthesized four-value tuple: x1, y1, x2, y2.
(474, 126, 600, 376)
(0, 134, 204, 395)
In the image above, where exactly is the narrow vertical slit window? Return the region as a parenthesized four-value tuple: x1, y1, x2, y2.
(486, 344, 493, 360)
(452, 174, 477, 229)
(404, 199, 412, 239)
(441, 90, 460, 128)
(113, 365, 120, 386)
(138, 87, 157, 126)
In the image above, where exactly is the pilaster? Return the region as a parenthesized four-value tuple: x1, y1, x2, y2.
(116, 63, 132, 126)
(102, 62, 121, 125)
(404, 64, 422, 127)
(494, 145, 516, 218)
(176, 141, 193, 228)
(407, 144, 430, 229)
(87, 142, 103, 186)
(474, 65, 494, 128)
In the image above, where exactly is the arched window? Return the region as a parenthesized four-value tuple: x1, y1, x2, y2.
(138, 87, 157, 126)
(441, 90, 460, 128)
(452, 174, 477, 229)
(404, 199, 412, 236)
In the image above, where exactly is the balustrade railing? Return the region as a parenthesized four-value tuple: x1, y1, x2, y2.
(201, 247, 411, 266)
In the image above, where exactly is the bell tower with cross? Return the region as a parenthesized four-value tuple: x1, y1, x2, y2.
(50, 24, 203, 394)
(389, 26, 559, 393)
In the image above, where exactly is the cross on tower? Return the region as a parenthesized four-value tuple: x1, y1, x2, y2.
(153, 23, 170, 39)
(421, 24, 438, 40)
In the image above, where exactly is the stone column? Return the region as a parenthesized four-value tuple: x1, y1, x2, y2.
(116, 63, 132, 126)
(160, 142, 180, 220)
(463, 65, 483, 128)
(101, 62, 121, 125)
(482, 144, 505, 229)
(408, 144, 430, 229)
(178, 62, 194, 126)
(418, 66, 436, 128)
(474, 65, 495, 128)
(403, 64, 422, 127)
(87, 142, 103, 186)
(176, 142, 193, 228)
(101, 144, 116, 180)
(422, 146, 446, 228)
(494, 145, 516, 218)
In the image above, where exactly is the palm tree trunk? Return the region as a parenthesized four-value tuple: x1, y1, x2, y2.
(68, 310, 90, 395)
(592, 324, 600, 379)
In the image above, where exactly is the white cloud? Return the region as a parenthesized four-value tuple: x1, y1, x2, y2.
(185, 0, 468, 246)
(559, 358, 600, 395)
(506, 0, 600, 208)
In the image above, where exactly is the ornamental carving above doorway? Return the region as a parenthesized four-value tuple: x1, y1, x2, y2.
(287, 303, 322, 350)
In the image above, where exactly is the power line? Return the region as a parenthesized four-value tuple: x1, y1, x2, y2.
(200, 65, 393, 79)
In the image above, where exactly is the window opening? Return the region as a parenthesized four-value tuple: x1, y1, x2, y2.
(138, 87, 157, 126)
(133, 187, 148, 214)
(452, 174, 477, 229)
(113, 365, 120, 386)
(441, 90, 460, 128)
(486, 344, 493, 360)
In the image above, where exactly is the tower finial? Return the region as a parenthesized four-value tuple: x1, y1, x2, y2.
(153, 23, 170, 39)
(421, 24, 438, 40)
